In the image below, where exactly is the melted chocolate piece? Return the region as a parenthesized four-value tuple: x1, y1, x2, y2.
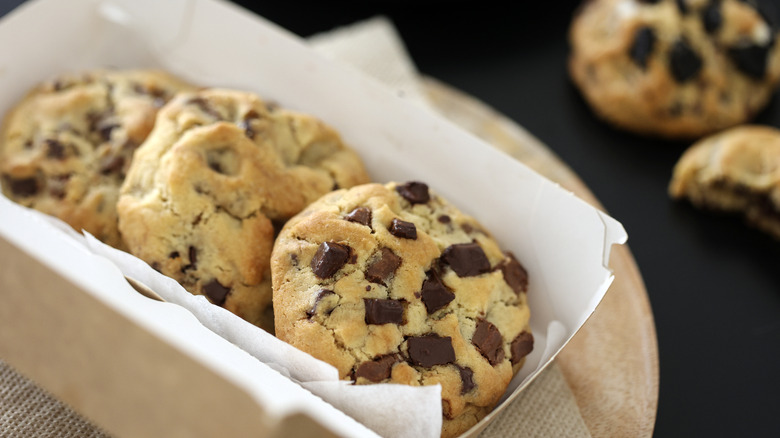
(702, 1, 722, 33)
(407, 335, 456, 368)
(472, 319, 505, 366)
(311, 241, 351, 278)
(442, 243, 490, 277)
(420, 269, 455, 314)
(365, 248, 401, 285)
(187, 97, 223, 120)
(239, 110, 261, 139)
(396, 181, 430, 204)
(182, 246, 198, 273)
(389, 218, 417, 239)
(354, 354, 399, 382)
(364, 298, 404, 325)
(306, 289, 336, 318)
(97, 121, 120, 141)
(45, 139, 66, 159)
(189, 246, 198, 266)
(629, 27, 655, 70)
(669, 39, 703, 82)
(496, 252, 529, 295)
(510, 332, 535, 365)
(454, 365, 476, 395)
(203, 279, 230, 306)
(675, 0, 688, 14)
(169, 251, 180, 259)
(345, 207, 372, 227)
(729, 43, 771, 79)
(438, 215, 451, 224)
(3, 175, 39, 197)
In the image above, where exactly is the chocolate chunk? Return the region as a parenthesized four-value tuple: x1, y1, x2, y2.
(407, 335, 456, 368)
(442, 243, 490, 277)
(187, 97, 223, 120)
(454, 365, 475, 395)
(306, 289, 336, 318)
(365, 247, 401, 285)
(45, 139, 66, 159)
(675, 0, 688, 14)
(239, 110, 260, 139)
(311, 241, 351, 278)
(496, 252, 529, 295)
(133, 84, 167, 107)
(169, 251, 180, 259)
(389, 218, 417, 239)
(438, 215, 451, 224)
(420, 269, 455, 314)
(510, 332, 535, 365)
(364, 298, 404, 325)
(189, 246, 198, 266)
(396, 181, 430, 204)
(99, 155, 125, 175)
(702, 1, 722, 33)
(182, 246, 198, 272)
(472, 319, 505, 366)
(629, 27, 655, 70)
(3, 175, 39, 197)
(365, 285, 372, 291)
(354, 354, 399, 382)
(345, 207, 372, 227)
(728, 43, 771, 79)
(203, 279, 230, 306)
(669, 39, 703, 82)
(97, 121, 120, 141)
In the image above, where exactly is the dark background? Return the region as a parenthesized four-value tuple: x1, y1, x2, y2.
(2, 1, 779, 436)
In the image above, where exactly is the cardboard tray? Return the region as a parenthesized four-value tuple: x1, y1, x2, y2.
(0, 0, 627, 436)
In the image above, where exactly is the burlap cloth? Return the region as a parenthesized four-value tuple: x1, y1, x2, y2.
(0, 17, 592, 438)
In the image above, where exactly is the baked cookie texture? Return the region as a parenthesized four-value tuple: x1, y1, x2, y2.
(670, 125, 780, 238)
(118, 89, 370, 331)
(0, 69, 196, 248)
(271, 181, 533, 438)
(569, 0, 780, 139)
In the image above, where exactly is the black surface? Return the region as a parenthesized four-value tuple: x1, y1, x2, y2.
(2, 1, 779, 436)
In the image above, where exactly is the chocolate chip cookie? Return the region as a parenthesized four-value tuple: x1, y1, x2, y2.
(0, 69, 196, 248)
(118, 89, 370, 331)
(271, 182, 533, 438)
(669, 125, 780, 238)
(569, 0, 780, 139)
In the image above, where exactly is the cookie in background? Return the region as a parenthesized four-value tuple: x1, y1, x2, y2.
(669, 125, 780, 238)
(569, 0, 780, 139)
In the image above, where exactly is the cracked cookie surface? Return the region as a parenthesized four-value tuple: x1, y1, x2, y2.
(117, 89, 369, 331)
(271, 182, 533, 438)
(0, 69, 196, 248)
(569, 0, 780, 139)
(669, 125, 780, 238)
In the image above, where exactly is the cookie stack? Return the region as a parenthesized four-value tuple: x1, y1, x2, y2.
(0, 69, 535, 437)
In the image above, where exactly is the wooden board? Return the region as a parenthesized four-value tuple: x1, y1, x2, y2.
(423, 77, 659, 437)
